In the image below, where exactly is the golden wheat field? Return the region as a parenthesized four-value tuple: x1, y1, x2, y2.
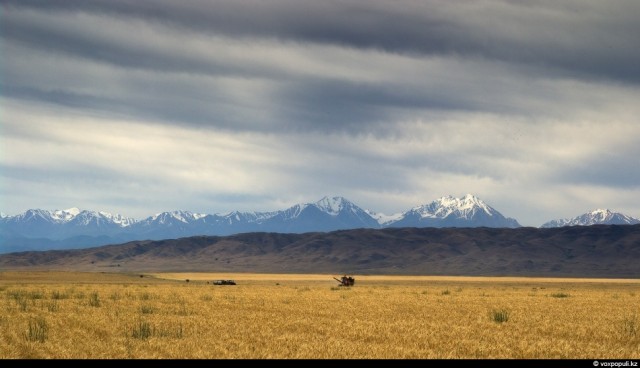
(0, 271, 639, 359)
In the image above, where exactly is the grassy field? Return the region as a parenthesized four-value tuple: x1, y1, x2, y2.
(1, 271, 639, 358)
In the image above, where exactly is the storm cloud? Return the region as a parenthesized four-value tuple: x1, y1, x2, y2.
(1, 0, 639, 226)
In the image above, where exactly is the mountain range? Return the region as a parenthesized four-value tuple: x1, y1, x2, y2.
(541, 209, 640, 228)
(1, 194, 638, 253)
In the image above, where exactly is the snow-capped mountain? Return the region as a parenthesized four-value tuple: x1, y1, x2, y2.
(2, 208, 135, 227)
(130, 210, 209, 239)
(315, 196, 359, 216)
(0, 208, 136, 239)
(541, 209, 640, 228)
(100, 212, 137, 227)
(51, 207, 81, 222)
(260, 196, 380, 232)
(68, 210, 137, 228)
(385, 194, 521, 228)
(140, 211, 207, 225)
(121, 196, 381, 238)
(1, 194, 522, 253)
(0, 208, 136, 252)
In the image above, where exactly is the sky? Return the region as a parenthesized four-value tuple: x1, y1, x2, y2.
(1, 0, 640, 227)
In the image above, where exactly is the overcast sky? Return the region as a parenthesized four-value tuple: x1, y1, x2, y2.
(1, 0, 639, 226)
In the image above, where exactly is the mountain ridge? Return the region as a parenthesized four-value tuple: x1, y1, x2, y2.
(0, 194, 517, 228)
(385, 194, 520, 228)
(2, 225, 639, 277)
(541, 209, 640, 228)
(2, 195, 639, 253)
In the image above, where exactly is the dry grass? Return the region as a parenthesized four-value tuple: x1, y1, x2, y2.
(0, 271, 639, 358)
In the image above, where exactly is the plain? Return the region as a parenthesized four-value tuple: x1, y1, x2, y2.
(1, 271, 639, 358)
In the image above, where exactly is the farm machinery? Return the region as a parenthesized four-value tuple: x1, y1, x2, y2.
(334, 275, 355, 287)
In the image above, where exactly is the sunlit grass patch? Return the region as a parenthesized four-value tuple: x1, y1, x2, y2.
(24, 317, 48, 343)
(88, 292, 101, 307)
(491, 309, 510, 323)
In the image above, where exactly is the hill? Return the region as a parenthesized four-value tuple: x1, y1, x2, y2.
(1, 225, 639, 277)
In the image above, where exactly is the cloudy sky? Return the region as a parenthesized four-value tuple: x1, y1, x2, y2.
(1, 0, 639, 226)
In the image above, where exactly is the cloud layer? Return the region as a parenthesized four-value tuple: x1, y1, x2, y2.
(2, 0, 640, 226)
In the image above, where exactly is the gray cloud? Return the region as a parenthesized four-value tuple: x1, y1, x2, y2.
(4, 0, 639, 84)
(1, 0, 640, 226)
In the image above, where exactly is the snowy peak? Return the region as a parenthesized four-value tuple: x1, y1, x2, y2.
(274, 196, 358, 219)
(19, 209, 56, 222)
(439, 193, 493, 214)
(98, 211, 137, 227)
(69, 211, 105, 226)
(261, 196, 380, 231)
(412, 194, 496, 219)
(2, 208, 135, 227)
(437, 194, 487, 208)
(148, 210, 206, 224)
(50, 208, 136, 227)
(313, 196, 356, 216)
(3, 208, 76, 225)
(388, 194, 520, 228)
(275, 203, 309, 221)
(460, 193, 492, 212)
(219, 211, 246, 224)
(589, 209, 615, 222)
(541, 209, 640, 228)
(276, 196, 363, 219)
(69, 210, 137, 227)
(217, 210, 278, 224)
(51, 207, 81, 222)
